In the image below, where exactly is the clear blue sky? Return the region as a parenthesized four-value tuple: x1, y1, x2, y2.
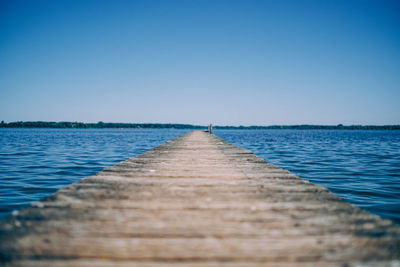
(1, 0, 399, 125)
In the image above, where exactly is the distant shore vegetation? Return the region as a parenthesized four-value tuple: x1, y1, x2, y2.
(1, 121, 399, 130)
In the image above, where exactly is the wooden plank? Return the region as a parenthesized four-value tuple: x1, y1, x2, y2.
(1, 130, 399, 266)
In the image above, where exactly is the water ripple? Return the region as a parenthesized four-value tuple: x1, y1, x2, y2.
(215, 129, 400, 224)
(0, 128, 190, 219)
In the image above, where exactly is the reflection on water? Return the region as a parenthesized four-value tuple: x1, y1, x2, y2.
(0, 128, 190, 218)
(215, 129, 400, 223)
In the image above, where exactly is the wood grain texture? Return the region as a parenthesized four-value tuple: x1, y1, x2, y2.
(1, 130, 399, 266)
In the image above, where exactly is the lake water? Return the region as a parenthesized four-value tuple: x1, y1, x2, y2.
(215, 129, 400, 223)
(0, 129, 190, 218)
(0, 128, 399, 223)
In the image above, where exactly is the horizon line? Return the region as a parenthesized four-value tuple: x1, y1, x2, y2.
(1, 121, 400, 128)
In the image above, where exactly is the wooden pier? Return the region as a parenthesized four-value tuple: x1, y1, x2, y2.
(1, 130, 399, 266)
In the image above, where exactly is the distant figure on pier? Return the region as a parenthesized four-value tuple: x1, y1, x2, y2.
(206, 124, 213, 134)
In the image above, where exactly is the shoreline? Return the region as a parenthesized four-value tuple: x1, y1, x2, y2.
(1, 121, 400, 130)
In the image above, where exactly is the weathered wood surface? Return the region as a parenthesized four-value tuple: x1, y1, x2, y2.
(1, 130, 399, 266)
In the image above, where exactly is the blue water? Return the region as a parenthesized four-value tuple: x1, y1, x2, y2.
(0, 128, 190, 218)
(0, 129, 399, 223)
(214, 129, 400, 223)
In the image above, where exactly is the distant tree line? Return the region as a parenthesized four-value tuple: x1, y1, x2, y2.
(0, 121, 399, 130)
(0, 121, 204, 129)
(214, 124, 400, 130)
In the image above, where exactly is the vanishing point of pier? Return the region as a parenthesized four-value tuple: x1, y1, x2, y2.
(1, 131, 399, 266)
